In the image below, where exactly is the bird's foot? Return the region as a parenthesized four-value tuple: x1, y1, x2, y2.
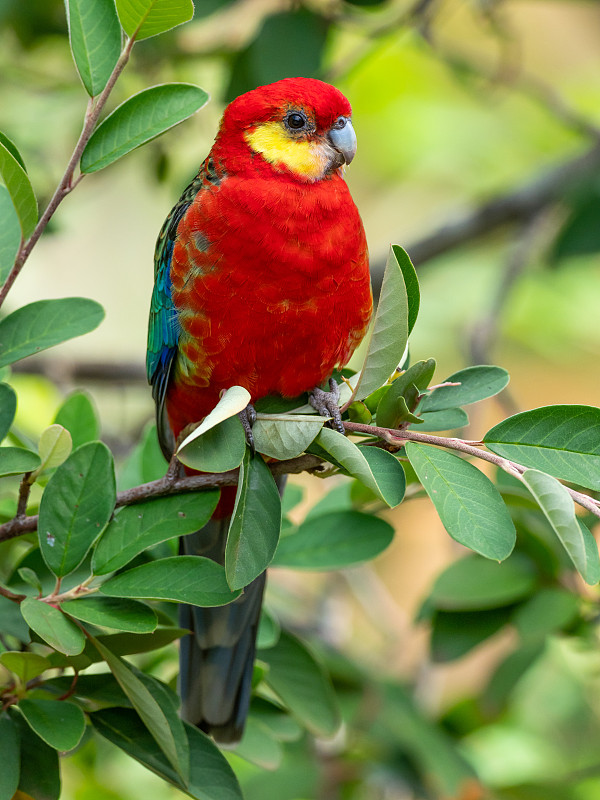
(238, 404, 257, 450)
(310, 379, 345, 435)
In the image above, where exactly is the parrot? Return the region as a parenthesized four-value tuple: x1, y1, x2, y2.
(146, 77, 372, 744)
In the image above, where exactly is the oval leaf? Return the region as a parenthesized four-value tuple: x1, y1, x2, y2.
(484, 405, 600, 491)
(92, 491, 219, 575)
(61, 596, 158, 633)
(259, 631, 340, 738)
(38, 442, 116, 577)
(414, 408, 468, 432)
(405, 441, 516, 560)
(0, 714, 20, 800)
(18, 698, 85, 752)
(116, 0, 194, 40)
(272, 510, 394, 570)
(0, 142, 37, 238)
(429, 554, 537, 610)
(20, 597, 85, 655)
(376, 358, 436, 429)
(225, 450, 282, 590)
(12, 712, 60, 800)
(311, 428, 405, 507)
(53, 390, 100, 450)
(421, 365, 510, 412)
(520, 468, 600, 585)
(350, 245, 410, 402)
(92, 638, 188, 782)
(0, 447, 41, 477)
(90, 707, 243, 799)
(100, 556, 241, 606)
(0, 651, 51, 682)
(178, 385, 251, 446)
(81, 83, 209, 173)
(0, 184, 21, 284)
(0, 382, 16, 440)
(0, 297, 104, 369)
(177, 415, 246, 473)
(253, 414, 326, 460)
(66, 0, 121, 96)
(38, 424, 73, 471)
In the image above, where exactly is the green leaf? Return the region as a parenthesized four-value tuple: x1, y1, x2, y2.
(0, 132, 26, 170)
(18, 698, 85, 752)
(431, 608, 511, 662)
(20, 597, 85, 655)
(177, 416, 246, 473)
(429, 554, 538, 610)
(66, 0, 122, 96)
(93, 492, 219, 575)
(0, 382, 16, 440)
(0, 713, 20, 800)
(92, 637, 189, 783)
(350, 245, 410, 402)
(405, 442, 516, 560)
(13, 711, 60, 800)
(53, 390, 100, 449)
(0, 446, 40, 476)
(252, 414, 326, 460)
(90, 707, 243, 799)
(311, 428, 405, 507)
(0, 297, 105, 369)
(415, 408, 468, 432)
(37, 424, 73, 471)
(0, 184, 21, 284)
(272, 510, 394, 570)
(391, 244, 420, 335)
(259, 631, 340, 738)
(115, 0, 194, 40)
(234, 717, 282, 770)
(100, 556, 241, 606)
(256, 609, 280, 649)
(62, 596, 157, 632)
(483, 405, 600, 491)
(17, 567, 43, 593)
(38, 442, 116, 577)
(225, 450, 281, 590)
(81, 83, 209, 173)
(550, 188, 600, 263)
(512, 588, 580, 640)
(421, 365, 510, 412)
(376, 358, 436, 429)
(0, 652, 51, 682)
(0, 142, 37, 238)
(520, 468, 600, 584)
(177, 387, 249, 471)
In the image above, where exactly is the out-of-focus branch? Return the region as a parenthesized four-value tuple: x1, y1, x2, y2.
(377, 142, 600, 276)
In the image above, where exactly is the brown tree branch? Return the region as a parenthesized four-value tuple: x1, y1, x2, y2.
(0, 452, 325, 543)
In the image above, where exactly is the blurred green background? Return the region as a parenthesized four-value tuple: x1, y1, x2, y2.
(1, 0, 600, 797)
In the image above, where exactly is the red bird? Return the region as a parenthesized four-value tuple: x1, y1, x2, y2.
(147, 77, 372, 743)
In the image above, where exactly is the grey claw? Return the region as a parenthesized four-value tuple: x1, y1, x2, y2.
(238, 404, 256, 450)
(310, 379, 345, 435)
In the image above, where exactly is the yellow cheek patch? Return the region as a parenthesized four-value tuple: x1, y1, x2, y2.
(245, 122, 329, 180)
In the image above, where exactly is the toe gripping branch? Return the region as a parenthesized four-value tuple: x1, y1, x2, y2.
(238, 404, 257, 449)
(310, 378, 345, 435)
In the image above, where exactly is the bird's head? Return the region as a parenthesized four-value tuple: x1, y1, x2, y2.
(213, 77, 357, 182)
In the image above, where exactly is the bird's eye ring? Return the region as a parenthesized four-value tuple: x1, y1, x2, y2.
(286, 112, 306, 130)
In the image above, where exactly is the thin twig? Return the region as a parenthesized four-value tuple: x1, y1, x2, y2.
(344, 421, 600, 520)
(0, 36, 136, 309)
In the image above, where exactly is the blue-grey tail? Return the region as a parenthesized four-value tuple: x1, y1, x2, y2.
(178, 513, 265, 745)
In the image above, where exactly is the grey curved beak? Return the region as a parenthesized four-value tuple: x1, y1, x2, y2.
(327, 119, 357, 166)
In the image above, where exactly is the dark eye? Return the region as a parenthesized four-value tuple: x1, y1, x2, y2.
(287, 113, 306, 130)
